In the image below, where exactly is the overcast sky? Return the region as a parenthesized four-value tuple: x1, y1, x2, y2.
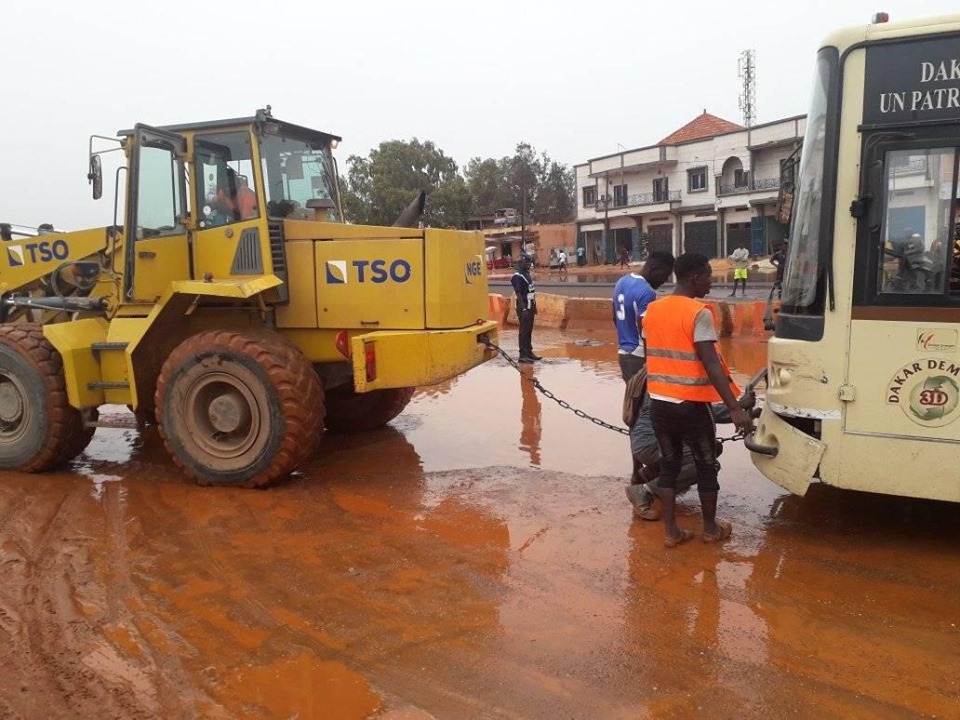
(3, 0, 958, 228)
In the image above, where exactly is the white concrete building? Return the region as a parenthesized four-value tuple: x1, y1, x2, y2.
(575, 111, 806, 262)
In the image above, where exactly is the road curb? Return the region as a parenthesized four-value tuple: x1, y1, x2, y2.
(490, 292, 775, 338)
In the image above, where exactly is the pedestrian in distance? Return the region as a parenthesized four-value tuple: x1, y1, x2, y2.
(512, 254, 541, 363)
(612, 251, 675, 382)
(622, 365, 756, 521)
(619, 246, 631, 268)
(642, 253, 752, 548)
(770, 239, 789, 299)
(576, 245, 586, 266)
(729, 241, 749, 297)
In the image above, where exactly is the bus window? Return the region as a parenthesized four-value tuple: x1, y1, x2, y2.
(780, 51, 835, 316)
(878, 148, 958, 296)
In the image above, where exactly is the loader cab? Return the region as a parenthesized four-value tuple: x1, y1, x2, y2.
(115, 111, 343, 307)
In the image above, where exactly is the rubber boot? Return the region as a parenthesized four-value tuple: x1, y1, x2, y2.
(661, 488, 680, 541)
(699, 490, 719, 537)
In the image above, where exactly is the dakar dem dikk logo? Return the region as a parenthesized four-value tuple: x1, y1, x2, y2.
(887, 358, 960, 427)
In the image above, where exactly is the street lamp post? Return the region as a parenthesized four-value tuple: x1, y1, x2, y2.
(521, 185, 526, 262)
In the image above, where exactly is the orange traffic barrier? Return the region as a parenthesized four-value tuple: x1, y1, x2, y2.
(565, 298, 611, 331)
(488, 293, 508, 324)
(704, 301, 734, 338)
(731, 301, 771, 335)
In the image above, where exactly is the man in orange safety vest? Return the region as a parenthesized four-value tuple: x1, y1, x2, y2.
(642, 252, 752, 548)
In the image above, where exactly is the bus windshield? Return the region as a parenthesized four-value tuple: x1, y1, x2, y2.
(781, 50, 836, 316)
(259, 132, 341, 221)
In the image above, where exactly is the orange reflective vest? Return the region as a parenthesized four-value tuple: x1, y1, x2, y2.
(644, 296, 740, 402)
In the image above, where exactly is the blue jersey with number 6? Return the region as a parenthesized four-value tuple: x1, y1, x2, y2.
(612, 274, 656, 355)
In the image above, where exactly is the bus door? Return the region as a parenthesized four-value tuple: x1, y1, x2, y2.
(845, 133, 960, 442)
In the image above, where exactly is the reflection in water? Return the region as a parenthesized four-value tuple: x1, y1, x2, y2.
(518, 367, 542, 466)
(621, 524, 772, 715)
(717, 337, 768, 380)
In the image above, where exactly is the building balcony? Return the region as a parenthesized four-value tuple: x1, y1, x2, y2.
(891, 157, 928, 176)
(598, 190, 681, 211)
(717, 176, 780, 196)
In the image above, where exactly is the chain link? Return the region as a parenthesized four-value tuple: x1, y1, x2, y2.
(478, 335, 745, 443)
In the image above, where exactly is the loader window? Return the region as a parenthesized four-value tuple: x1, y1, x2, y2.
(194, 131, 260, 228)
(259, 133, 340, 221)
(136, 143, 184, 240)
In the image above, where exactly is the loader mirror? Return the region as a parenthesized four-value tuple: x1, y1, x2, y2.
(88, 155, 103, 200)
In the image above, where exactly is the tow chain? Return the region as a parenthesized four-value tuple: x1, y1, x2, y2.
(478, 335, 746, 444)
(479, 335, 631, 436)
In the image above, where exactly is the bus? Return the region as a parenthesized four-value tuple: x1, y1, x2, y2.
(747, 12, 960, 502)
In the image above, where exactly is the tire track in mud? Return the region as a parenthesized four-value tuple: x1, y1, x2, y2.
(99, 481, 214, 717)
(2, 485, 157, 718)
(0, 496, 33, 642)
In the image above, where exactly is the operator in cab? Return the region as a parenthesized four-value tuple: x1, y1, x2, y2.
(212, 168, 258, 223)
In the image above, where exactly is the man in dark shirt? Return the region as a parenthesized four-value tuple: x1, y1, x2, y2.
(770, 240, 788, 298)
(511, 254, 540, 363)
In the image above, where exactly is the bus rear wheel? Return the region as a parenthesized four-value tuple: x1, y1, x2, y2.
(155, 330, 324, 488)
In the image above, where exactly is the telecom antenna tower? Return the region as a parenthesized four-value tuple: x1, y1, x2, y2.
(738, 49, 757, 128)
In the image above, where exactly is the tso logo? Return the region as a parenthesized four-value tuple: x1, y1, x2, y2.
(324, 259, 412, 285)
(6, 239, 70, 268)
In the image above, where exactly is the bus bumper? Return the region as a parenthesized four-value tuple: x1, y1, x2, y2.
(748, 408, 826, 497)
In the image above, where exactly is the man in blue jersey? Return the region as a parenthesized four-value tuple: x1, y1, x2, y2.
(612, 251, 675, 382)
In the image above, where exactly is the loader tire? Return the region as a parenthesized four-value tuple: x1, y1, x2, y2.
(0, 324, 93, 472)
(155, 330, 324, 488)
(324, 386, 415, 432)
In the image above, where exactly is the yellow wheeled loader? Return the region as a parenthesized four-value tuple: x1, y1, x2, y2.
(0, 108, 498, 487)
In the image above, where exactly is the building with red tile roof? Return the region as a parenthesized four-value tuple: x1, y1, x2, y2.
(660, 110, 745, 145)
(574, 113, 806, 262)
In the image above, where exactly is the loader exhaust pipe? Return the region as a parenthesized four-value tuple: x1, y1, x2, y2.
(392, 191, 426, 228)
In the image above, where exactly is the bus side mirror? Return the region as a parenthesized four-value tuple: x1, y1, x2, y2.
(776, 157, 796, 225)
(88, 154, 103, 200)
(849, 160, 884, 232)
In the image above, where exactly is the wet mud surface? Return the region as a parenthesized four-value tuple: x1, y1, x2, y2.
(1, 328, 958, 718)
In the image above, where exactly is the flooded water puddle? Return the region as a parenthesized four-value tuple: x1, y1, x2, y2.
(0, 328, 958, 718)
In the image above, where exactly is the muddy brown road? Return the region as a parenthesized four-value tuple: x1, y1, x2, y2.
(0, 328, 958, 719)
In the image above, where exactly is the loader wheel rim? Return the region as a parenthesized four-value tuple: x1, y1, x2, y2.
(183, 372, 262, 460)
(0, 373, 29, 440)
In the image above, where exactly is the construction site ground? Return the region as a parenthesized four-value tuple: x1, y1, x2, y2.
(0, 327, 957, 719)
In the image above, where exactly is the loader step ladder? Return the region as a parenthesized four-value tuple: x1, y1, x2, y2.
(88, 342, 131, 391)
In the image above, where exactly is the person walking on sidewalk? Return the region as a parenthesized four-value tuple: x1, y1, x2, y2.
(612, 251, 675, 382)
(619, 246, 631, 268)
(642, 253, 752, 548)
(512, 254, 541, 363)
(729, 241, 750, 297)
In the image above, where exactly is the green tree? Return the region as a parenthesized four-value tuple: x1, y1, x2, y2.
(340, 139, 463, 227)
(532, 161, 576, 224)
(339, 137, 576, 230)
(464, 157, 510, 216)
